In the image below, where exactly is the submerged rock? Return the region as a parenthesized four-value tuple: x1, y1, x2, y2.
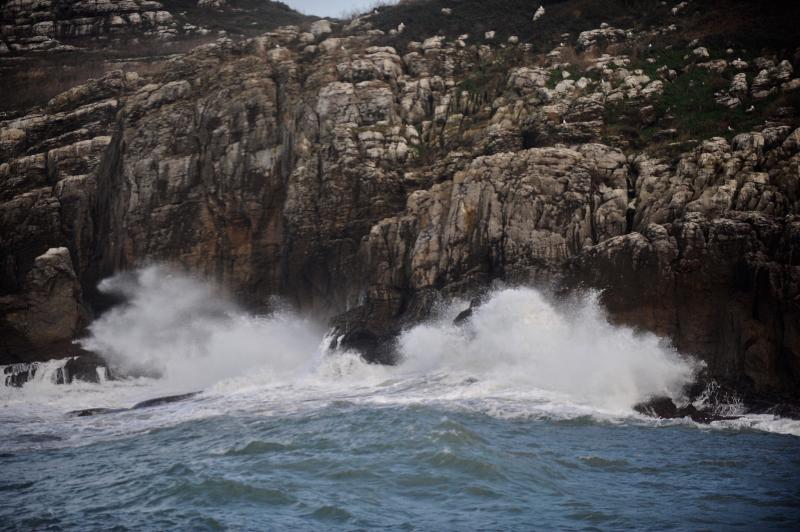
(68, 392, 199, 417)
(132, 392, 199, 410)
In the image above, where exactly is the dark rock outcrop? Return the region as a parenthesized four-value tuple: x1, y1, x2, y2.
(2, 352, 109, 387)
(633, 396, 739, 424)
(0, 247, 87, 357)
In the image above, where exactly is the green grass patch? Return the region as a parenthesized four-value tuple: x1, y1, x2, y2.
(655, 67, 762, 140)
(602, 63, 786, 158)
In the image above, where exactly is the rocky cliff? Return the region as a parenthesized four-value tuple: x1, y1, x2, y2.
(1, 0, 799, 404)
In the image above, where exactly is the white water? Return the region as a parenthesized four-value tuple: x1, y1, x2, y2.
(1, 358, 73, 388)
(2, 266, 799, 443)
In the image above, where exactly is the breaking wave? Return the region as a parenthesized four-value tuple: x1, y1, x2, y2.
(74, 267, 700, 413)
(3, 267, 798, 438)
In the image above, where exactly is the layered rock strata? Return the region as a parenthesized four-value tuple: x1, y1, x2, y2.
(0, 4, 799, 401)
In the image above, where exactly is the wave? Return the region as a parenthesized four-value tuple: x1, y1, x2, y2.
(79, 266, 326, 391)
(3, 267, 798, 439)
(76, 267, 699, 411)
(395, 287, 700, 412)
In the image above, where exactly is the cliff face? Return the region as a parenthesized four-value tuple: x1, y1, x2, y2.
(0, 0, 309, 53)
(1, 0, 799, 399)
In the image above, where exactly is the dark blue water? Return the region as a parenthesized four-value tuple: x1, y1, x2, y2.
(2, 400, 799, 530)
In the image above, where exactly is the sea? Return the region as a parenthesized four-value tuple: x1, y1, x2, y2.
(2, 268, 799, 530)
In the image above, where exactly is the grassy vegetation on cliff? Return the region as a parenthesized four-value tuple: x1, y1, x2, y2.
(368, 0, 800, 54)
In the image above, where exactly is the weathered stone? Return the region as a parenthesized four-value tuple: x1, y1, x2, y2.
(0, 3, 798, 409)
(0, 248, 85, 354)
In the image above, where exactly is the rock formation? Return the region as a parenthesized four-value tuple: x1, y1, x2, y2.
(0, 247, 85, 349)
(1, 0, 799, 406)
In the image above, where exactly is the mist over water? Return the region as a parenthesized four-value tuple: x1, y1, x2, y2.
(397, 288, 699, 412)
(81, 267, 326, 390)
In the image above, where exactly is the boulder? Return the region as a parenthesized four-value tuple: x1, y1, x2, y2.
(0, 248, 86, 357)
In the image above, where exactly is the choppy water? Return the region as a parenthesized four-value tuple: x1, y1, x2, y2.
(2, 269, 799, 530)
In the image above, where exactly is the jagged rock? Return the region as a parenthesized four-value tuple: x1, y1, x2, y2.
(634, 397, 737, 423)
(577, 25, 628, 51)
(783, 79, 800, 93)
(0, 0, 181, 52)
(0, 248, 85, 351)
(310, 19, 333, 38)
(0, 4, 799, 410)
(776, 59, 794, 81)
(671, 2, 688, 15)
(697, 59, 727, 73)
(353, 145, 630, 338)
(731, 58, 749, 70)
(752, 68, 778, 99)
(730, 72, 748, 96)
(422, 35, 445, 50)
(198, 0, 227, 7)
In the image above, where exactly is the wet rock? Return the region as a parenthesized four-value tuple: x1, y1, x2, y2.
(2, 352, 108, 387)
(69, 407, 124, 417)
(0, 248, 86, 352)
(634, 397, 739, 424)
(64, 353, 112, 383)
(453, 297, 483, 326)
(634, 397, 679, 418)
(132, 392, 199, 409)
(68, 392, 197, 417)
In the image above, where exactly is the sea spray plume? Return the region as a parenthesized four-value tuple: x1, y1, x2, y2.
(80, 266, 324, 390)
(82, 268, 701, 411)
(396, 287, 702, 412)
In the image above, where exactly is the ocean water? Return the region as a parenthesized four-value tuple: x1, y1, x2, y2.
(2, 269, 799, 530)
